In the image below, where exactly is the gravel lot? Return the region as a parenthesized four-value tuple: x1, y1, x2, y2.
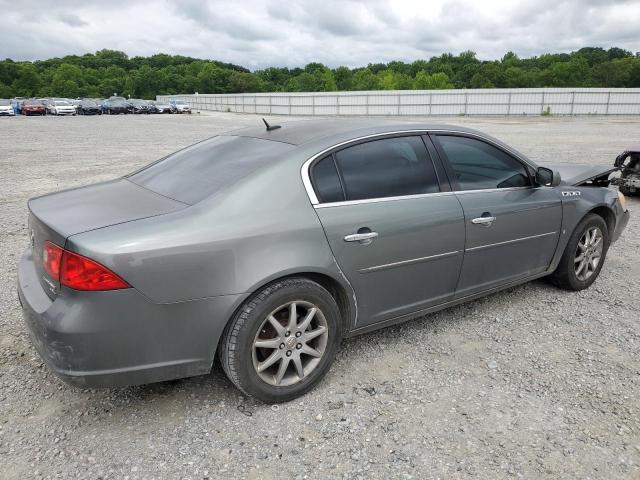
(1, 113, 639, 479)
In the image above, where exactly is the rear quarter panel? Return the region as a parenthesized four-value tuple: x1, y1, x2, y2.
(65, 156, 354, 314)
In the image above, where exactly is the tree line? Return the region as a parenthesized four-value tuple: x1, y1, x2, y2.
(1, 47, 639, 99)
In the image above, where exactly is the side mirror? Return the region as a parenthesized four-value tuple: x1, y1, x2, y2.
(535, 167, 561, 187)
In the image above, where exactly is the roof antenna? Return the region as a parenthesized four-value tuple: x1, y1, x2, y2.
(262, 118, 281, 131)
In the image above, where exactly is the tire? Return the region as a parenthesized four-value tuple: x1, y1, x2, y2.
(549, 213, 609, 291)
(219, 277, 342, 403)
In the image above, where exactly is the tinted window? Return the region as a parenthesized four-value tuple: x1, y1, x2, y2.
(129, 136, 294, 204)
(312, 156, 344, 203)
(334, 136, 439, 201)
(436, 135, 531, 191)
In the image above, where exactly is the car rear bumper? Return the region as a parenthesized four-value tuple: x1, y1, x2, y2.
(17, 248, 246, 388)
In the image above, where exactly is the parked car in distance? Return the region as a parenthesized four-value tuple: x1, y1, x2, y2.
(151, 101, 175, 114)
(21, 100, 47, 116)
(0, 98, 15, 116)
(12, 97, 25, 114)
(48, 100, 77, 116)
(18, 120, 629, 403)
(170, 100, 191, 114)
(103, 99, 130, 115)
(128, 99, 151, 114)
(77, 99, 102, 115)
(145, 100, 158, 114)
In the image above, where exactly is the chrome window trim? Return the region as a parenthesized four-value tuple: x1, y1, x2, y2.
(358, 250, 460, 274)
(465, 231, 557, 252)
(314, 191, 455, 209)
(300, 129, 538, 206)
(313, 186, 541, 209)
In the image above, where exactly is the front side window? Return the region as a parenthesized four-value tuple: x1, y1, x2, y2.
(435, 135, 531, 191)
(333, 136, 439, 201)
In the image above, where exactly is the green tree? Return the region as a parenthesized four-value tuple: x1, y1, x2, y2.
(11, 63, 41, 96)
(351, 69, 379, 90)
(333, 66, 353, 90)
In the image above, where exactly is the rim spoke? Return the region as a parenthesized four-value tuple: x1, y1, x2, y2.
(575, 259, 586, 276)
(297, 307, 317, 332)
(275, 356, 290, 385)
(590, 258, 599, 269)
(292, 355, 304, 379)
(288, 302, 298, 331)
(254, 338, 282, 349)
(267, 315, 285, 336)
(304, 325, 327, 342)
(301, 344, 322, 358)
(257, 350, 281, 373)
(574, 253, 585, 263)
(577, 241, 587, 252)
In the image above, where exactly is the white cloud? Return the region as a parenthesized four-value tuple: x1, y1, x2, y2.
(0, 0, 638, 68)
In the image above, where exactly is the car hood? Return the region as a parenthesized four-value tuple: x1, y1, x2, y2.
(28, 178, 187, 240)
(537, 162, 617, 186)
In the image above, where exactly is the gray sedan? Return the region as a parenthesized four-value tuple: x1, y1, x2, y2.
(17, 120, 629, 402)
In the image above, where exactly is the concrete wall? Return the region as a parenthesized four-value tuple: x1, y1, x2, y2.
(158, 88, 640, 116)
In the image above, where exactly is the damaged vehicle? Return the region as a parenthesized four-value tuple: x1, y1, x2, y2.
(17, 120, 629, 403)
(612, 146, 640, 196)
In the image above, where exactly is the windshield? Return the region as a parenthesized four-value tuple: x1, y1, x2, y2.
(55, 101, 70, 106)
(81, 100, 97, 106)
(128, 136, 294, 205)
(24, 101, 42, 106)
(0, 99, 12, 106)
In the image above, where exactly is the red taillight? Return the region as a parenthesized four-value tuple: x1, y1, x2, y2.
(43, 241, 129, 291)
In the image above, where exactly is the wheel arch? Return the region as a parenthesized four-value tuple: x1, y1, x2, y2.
(227, 269, 356, 339)
(586, 204, 616, 237)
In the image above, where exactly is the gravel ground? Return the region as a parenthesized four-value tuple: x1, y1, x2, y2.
(1, 113, 639, 479)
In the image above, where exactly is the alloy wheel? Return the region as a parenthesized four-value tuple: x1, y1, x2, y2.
(252, 301, 328, 387)
(574, 226, 603, 281)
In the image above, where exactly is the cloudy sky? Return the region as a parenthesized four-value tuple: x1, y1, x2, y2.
(1, 0, 639, 69)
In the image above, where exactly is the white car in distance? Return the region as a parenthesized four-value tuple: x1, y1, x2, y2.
(49, 100, 77, 116)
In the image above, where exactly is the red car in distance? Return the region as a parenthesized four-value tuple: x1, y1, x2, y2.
(22, 100, 46, 116)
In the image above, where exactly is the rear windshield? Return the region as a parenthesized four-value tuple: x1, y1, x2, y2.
(128, 136, 294, 204)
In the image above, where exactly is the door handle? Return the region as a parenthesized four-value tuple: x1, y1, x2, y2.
(344, 232, 379, 243)
(471, 215, 496, 227)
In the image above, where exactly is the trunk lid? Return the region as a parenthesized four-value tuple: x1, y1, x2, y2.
(28, 179, 186, 299)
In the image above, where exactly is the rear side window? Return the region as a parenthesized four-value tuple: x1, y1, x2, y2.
(333, 136, 439, 201)
(128, 136, 294, 204)
(435, 135, 531, 191)
(312, 156, 345, 203)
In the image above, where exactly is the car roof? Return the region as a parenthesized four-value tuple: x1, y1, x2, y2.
(228, 119, 487, 147)
(225, 118, 535, 167)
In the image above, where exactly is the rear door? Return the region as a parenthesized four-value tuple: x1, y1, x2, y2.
(310, 134, 465, 328)
(431, 133, 562, 297)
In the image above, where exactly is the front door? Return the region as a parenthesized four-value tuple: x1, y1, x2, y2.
(432, 134, 562, 297)
(310, 135, 465, 327)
